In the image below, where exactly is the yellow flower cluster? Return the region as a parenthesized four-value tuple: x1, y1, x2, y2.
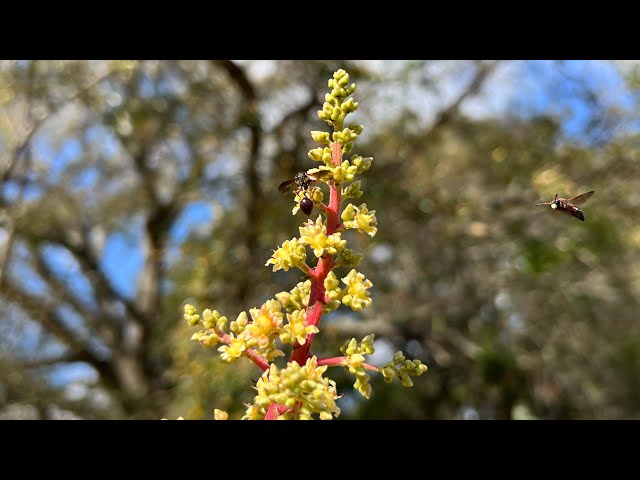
(183, 304, 200, 326)
(341, 203, 378, 237)
(202, 308, 227, 330)
(350, 155, 372, 174)
(276, 280, 311, 313)
(186, 305, 227, 348)
(219, 300, 285, 362)
(307, 146, 333, 164)
(280, 309, 319, 346)
(381, 351, 429, 387)
(341, 269, 373, 312)
(265, 238, 307, 272)
(298, 216, 347, 258)
(330, 160, 358, 183)
(340, 335, 377, 399)
(318, 69, 359, 131)
(252, 357, 341, 420)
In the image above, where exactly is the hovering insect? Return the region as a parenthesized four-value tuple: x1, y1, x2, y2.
(536, 191, 594, 221)
(278, 170, 331, 216)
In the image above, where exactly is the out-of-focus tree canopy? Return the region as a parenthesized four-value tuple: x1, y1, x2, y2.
(1, 60, 639, 419)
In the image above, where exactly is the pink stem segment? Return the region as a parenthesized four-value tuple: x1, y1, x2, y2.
(289, 141, 342, 366)
(317, 356, 381, 372)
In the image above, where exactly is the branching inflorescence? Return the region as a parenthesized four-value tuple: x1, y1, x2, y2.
(183, 69, 427, 420)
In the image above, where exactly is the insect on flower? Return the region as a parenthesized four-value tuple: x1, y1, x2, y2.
(536, 191, 594, 221)
(278, 170, 331, 216)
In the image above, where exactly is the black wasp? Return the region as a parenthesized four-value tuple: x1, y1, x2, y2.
(536, 191, 594, 222)
(278, 170, 330, 216)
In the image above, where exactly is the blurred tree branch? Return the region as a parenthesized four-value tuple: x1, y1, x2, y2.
(430, 60, 500, 133)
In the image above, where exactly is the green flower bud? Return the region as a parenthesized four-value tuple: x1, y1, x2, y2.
(400, 374, 414, 387)
(183, 304, 200, 326)
(308, 147, 324, 162)
(382, 366, 395, 383)
(334, 248, 363, 269)
(349, 124, 363, 135)
(230, 311, 248, 334)
(393, 352, 406, 364)
(361, 335, 375, 353)
(200, 332, 220, 348)
(324, 271, 340, 290)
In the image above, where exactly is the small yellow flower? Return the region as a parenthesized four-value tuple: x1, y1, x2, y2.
(299, 217, 346, 258)
(218, 334, 246, 362)
(242, 403, 266, 420)
(341, 203, 377, 237)
(266, 238, 307, 272)
(214, 409, 229, 420)
(245, 300, 284, 348)
(280, 310, 319, 345)
(341, 269, 373, 311)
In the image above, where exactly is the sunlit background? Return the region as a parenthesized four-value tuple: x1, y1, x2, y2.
(1, 60, 639, 419)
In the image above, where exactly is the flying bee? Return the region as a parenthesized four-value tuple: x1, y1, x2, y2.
(278, 169, 331, 216)
(536, 191, 594, 221)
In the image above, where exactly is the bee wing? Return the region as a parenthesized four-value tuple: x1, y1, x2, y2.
(278, 179, 296, 194)
(567, 191, 594, 205)
(306, 168, 332, 182)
